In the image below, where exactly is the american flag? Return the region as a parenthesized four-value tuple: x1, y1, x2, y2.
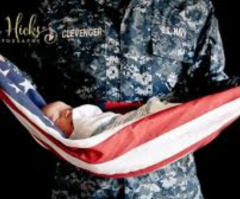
(1, 58, 240, 178)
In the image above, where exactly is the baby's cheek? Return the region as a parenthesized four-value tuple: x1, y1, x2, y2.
(64, 118, 73, 132)
(69, 121, 74, 132)
(54, 120, 62, 130)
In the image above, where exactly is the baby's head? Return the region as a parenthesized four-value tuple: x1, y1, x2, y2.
(42, 101, 73, 137)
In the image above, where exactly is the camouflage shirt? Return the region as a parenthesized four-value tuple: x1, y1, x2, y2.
(29, 0, 240, 198)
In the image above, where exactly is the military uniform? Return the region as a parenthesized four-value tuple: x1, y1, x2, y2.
(29, 0, 240, 198)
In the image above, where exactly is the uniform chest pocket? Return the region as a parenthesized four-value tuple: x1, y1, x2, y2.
(151, 24, 195, 63)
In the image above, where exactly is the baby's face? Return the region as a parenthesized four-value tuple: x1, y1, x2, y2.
(42, 101, 73, 137)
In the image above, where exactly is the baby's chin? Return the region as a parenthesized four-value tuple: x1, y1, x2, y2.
(62, 126, 74, 138)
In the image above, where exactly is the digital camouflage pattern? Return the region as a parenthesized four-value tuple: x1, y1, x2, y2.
(27, 0, 240, 198)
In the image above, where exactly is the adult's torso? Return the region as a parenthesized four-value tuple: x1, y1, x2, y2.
(40, 0, 206, 105)
(40, 1, 210, 198)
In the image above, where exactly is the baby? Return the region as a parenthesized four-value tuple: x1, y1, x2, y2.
(42, 99, 179, 139)
(42, 101, 120, 139)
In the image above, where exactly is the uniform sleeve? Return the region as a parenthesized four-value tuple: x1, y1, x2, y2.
(172, 2, 240, 102)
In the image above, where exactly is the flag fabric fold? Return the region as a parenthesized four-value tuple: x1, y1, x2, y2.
(0, 59, 240, 178)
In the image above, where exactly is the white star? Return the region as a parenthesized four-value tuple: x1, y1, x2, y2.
(9, 83, 21, 93)
(0, 68, 10, 76)
(19, 79, 35, 93)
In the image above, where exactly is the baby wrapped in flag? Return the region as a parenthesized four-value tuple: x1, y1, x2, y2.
(41, 99, 179, 140)
(1, 55, 240, 178)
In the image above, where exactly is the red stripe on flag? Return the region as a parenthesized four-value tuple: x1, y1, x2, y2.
(84, 116, 238, 178)
(105, 101, 144, 111)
